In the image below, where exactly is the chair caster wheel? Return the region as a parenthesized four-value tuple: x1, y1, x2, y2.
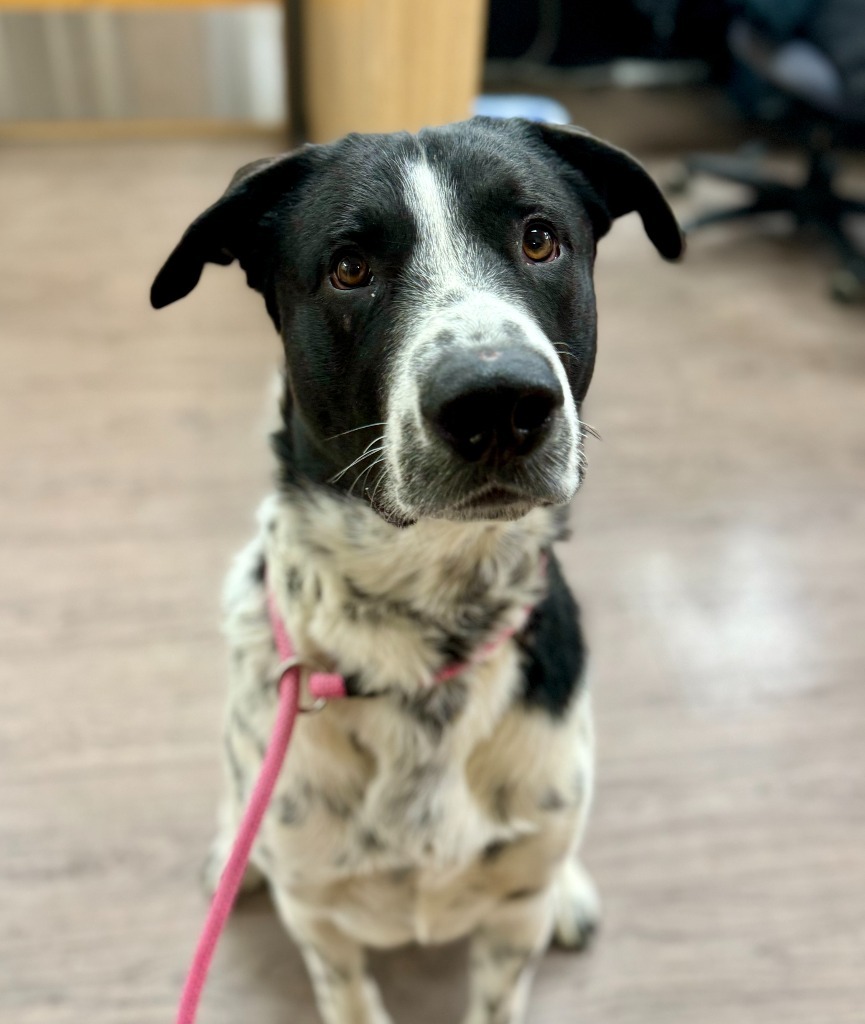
(830, 268, 865, 304)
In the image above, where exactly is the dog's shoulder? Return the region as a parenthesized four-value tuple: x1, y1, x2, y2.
(517, 552, 587, 718)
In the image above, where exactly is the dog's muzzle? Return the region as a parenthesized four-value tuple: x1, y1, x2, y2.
(380, 294, 582, 522)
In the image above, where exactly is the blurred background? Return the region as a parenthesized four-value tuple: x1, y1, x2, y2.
(1, 2, 864, 1023)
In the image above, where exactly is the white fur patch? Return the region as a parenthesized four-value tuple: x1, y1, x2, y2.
(400, 158, 493, 297)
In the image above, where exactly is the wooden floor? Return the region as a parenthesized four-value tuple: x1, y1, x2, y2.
(1, 137, 864, 1024)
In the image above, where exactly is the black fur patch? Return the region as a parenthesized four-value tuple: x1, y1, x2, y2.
(345, 577, 434, 631)
(342, 674, 365, 697)
(359, 829, 386, 852)
(385, 765, 442, 828)
(402, 681, 468, 740)
(485, 996, 505, 1018)
(348, 730, 368, 755)
(492, 782, 513, 823)
(231, 707, 266, 757)
(286, 565, 303, 596)
(505, 887, 542, 901)
(224, 734, 245, 797)
(341, 601, 360, 622)
(516, 553, 586, 718)
(436, 632, 471, 665)
(482, 839, 509, 862)
(320, 791, 354, 821)
(278, 794, 305, 826)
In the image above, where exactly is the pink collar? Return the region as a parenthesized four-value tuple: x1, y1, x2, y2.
(265, 580, 537, 708)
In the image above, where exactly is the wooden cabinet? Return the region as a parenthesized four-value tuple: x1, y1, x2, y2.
(300, 0, 488, 142)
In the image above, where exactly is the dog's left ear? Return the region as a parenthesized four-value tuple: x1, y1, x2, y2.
(535, 123, 684, 261)
(150, 148, 316, 310)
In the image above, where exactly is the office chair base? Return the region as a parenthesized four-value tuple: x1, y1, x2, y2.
(678, 146, 865, 302)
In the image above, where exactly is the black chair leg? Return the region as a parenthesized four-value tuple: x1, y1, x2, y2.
(682, 141, 865, 302)
(816, 217, 865, 301)
(684, 153, 795, 193)
(819, 218, 865, 272)
(840, 198, 865, 218)
(683, 197, 791, 234)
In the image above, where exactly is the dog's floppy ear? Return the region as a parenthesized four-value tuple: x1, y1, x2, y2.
(150, 149, 316, 310)
(535, 123, 684, 261)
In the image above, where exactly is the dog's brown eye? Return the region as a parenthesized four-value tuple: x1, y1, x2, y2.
(522, 223, 559, 263)
(331, 253, 371, 289)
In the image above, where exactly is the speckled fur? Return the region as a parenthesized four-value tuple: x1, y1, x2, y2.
(209, 489, 597, 1024)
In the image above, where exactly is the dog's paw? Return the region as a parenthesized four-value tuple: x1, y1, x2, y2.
(200, 841, 266, 899)
(551, 858, 601, 951)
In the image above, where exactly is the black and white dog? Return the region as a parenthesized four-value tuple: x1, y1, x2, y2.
(152, 117, 682, 1024)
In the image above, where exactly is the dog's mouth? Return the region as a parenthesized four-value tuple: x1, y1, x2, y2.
(371, 438, 581, 525)
(443, 484, 544, 520)
(368, 475, 549, 526)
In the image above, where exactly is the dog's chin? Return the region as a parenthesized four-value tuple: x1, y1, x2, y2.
(440, 486, 546, 522)
(363, 459, 581, 527)
(376, 484, 571, 526)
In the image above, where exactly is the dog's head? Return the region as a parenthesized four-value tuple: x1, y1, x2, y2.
(152, 118, 682, 525)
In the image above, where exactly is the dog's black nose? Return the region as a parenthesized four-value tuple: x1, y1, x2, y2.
(421, 348, 563, 463)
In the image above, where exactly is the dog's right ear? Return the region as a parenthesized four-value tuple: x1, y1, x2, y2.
(150, 149, 316, 310)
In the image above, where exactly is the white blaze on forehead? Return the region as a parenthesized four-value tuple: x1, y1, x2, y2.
(401, 157, 493, 294)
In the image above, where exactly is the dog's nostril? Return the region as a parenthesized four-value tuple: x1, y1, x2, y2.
(437, 394, 495, 458)
(512, 392, 555, 436)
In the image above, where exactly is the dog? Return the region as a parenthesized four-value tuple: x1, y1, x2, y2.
(151, 116, 682, 1024)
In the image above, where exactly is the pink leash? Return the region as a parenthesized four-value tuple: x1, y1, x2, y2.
(174, 576, 540, 1023)
(175, 592, 342, 1024)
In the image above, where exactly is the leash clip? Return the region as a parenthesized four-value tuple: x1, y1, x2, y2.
(273, 656, 328, 714)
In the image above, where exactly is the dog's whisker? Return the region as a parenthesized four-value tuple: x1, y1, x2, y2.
(368, 460, 392, 507)
(581, 422, 602, 441)
(359, 455, 386, 488)
(329, 439, 385, 485)
(349, 453, 387, 497)
(356, 457, 386, 500)
(353, 434, 385, 461)
(322, 421, 387, 443)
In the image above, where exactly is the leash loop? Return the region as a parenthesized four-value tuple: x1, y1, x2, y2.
(300, 696, 328, 715)
(273, 656, 329, 714)
(273, 655, 304, 679)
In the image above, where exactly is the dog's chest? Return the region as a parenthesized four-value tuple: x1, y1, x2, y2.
(256, 658, 529, 878)
(245, 678, 547, 947)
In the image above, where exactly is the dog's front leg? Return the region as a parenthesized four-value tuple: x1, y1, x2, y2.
(272, 891, 393, 1024)
(463, 892, 553, 1024)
